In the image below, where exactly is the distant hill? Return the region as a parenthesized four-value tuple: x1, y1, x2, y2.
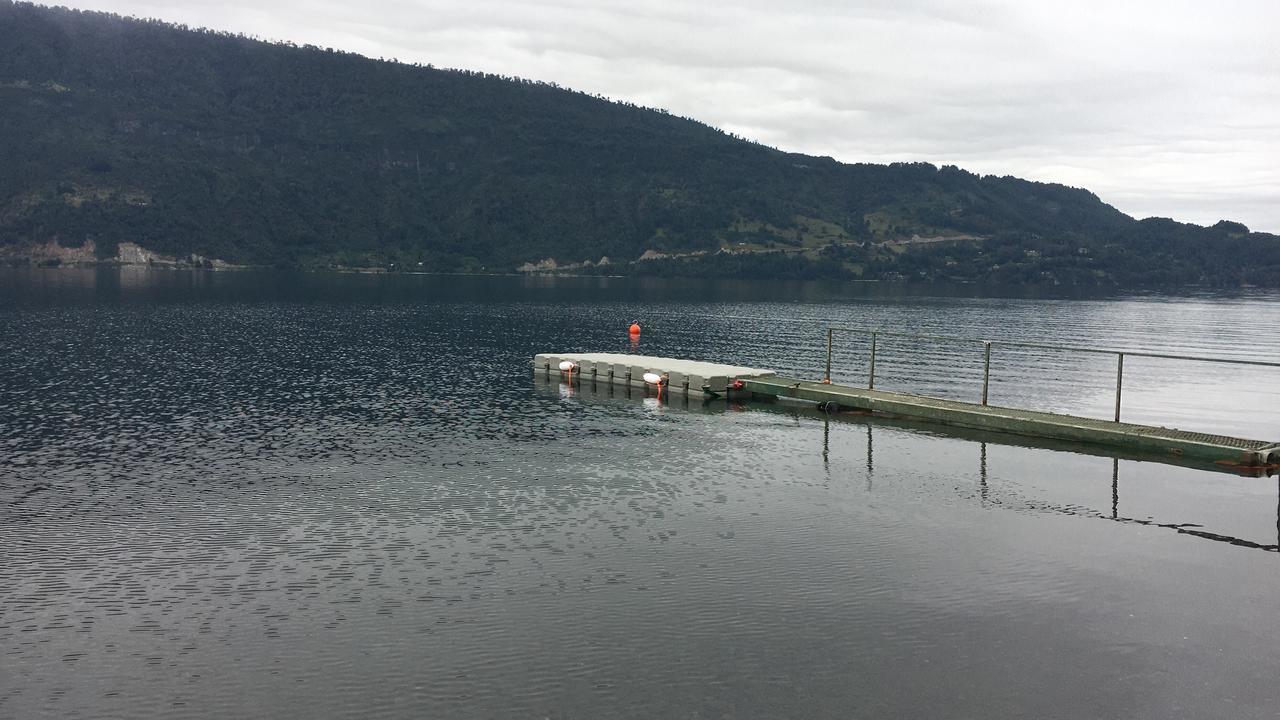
(2, 1, 1278, 285)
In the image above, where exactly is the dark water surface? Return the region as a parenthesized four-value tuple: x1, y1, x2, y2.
(3, 269, 1280, 718)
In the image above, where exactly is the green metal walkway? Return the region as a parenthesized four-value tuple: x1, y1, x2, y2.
(743, 377, 1280, 468)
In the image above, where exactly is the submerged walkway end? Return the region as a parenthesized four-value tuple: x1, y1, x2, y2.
(745, 377, 1280, 468)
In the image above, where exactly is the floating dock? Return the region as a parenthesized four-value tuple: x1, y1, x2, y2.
(744, 377, 1280, 468)
(533, 352, 1280, 468)
(532, 353, 775, 398)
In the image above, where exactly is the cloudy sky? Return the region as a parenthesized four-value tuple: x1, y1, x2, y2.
(64, 0, 1280, 232)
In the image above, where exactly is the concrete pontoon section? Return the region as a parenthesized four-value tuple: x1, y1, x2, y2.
(533, 352, 775, 397)
(744, 376, 1280, 468)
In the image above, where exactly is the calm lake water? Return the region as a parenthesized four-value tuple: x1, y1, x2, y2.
(2, 268, 1280, 719)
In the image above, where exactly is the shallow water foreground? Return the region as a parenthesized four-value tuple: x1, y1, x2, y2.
(2, 270, 1280, 719)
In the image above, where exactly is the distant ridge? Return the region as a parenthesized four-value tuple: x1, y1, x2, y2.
(2, 1, 1277, 285)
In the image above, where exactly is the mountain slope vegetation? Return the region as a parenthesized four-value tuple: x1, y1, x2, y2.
(2, 1, 1277, 285)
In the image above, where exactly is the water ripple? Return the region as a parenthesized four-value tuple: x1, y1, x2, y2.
(3, 272, 1280, 718)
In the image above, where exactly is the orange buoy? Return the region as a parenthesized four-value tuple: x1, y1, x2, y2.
(628, 323, 641, 335)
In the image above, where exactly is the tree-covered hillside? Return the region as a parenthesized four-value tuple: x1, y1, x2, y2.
(2, 1, 1277, 285)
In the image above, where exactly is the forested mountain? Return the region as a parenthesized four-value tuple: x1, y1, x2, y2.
(2, 1, 1277, 285)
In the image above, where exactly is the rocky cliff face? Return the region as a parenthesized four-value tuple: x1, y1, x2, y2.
(0, 239, 234, 268)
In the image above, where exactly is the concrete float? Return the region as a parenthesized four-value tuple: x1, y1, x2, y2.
(532, 352, 775, 398)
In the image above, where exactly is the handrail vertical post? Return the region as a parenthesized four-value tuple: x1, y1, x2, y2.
(824, 328, 833, 383)
(981, 341, 992, 406)
(868, 332, 878, 390)
(1114, 352, 1124, 422)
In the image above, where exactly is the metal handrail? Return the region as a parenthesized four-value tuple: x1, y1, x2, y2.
(821, 326, 1280, 423)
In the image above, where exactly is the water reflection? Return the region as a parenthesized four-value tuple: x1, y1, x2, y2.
(7, 271, 1280, 719)
(808, 411, 1280, 553)
(1113, 457, 1119, 520)
(554, 383, 1280, 555)
(532, 374, 746, 416)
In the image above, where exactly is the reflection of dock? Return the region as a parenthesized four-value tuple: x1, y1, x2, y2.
(537, 380, 1280, 554)
(531, 373, 748, 414)
(818, 412, 1280, 555)
(980, 444, 1280, 555)
(746, 376, 1280, 469)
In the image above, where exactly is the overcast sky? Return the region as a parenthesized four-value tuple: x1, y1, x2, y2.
(62, 0, 1280, 232)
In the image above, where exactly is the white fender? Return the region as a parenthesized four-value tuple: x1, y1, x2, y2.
(558, 360, 579, 372)
(642, 371, 665, 386)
